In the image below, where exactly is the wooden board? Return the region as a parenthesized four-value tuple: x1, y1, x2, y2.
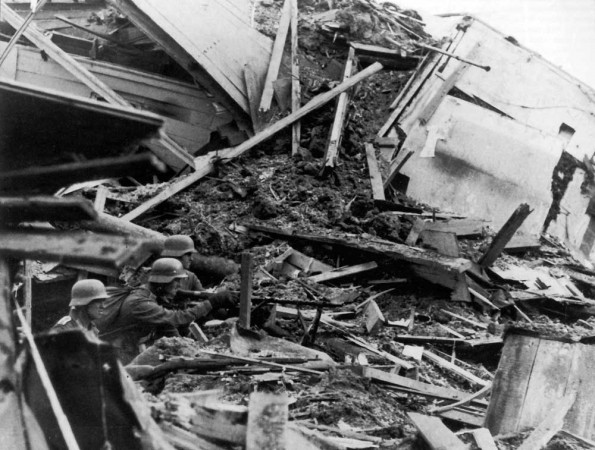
(472, 428, 498, 450)
(308, 262, 378, 284)
(0, 196, 97, 223)
(0, 229, 161, 269)
(365, 143, 386, 201)
(408, 413, 466, 450)
(423, 349, 489, 387)
(419, 230, 459, 257)
(290, 0, 301, 155)
(364, 300, 385, 335)
(424, 219, 488, 237)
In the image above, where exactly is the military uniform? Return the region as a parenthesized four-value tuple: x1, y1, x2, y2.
(98, 286, 212, 364)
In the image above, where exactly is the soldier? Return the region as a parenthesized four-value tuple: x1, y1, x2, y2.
(98, 258, 235, 364)
(52, 279, 108, 334)
(161, 235, 203, 291)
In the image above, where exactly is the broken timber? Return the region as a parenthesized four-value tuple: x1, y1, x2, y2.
(479, 203, 532, 268)
(307, 261, 378, 284)
(1, 3, 195, 171)
(122, 63, 383, 221)
(290, 0, 300, 155)
(408, 413, 467, 450)
(322, 47, 356, 172)
(244, 224, 472, 291)
(365, 143, 386, 201)
(0, 196, 97, 223)
(423, 349, 489, 387)
(259, 0, 291, 112)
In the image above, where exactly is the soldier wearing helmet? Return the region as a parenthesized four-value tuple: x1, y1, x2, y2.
(161, 235, 203, 292)
(99, 258, 235, 364)
(52, 279, 109, 333)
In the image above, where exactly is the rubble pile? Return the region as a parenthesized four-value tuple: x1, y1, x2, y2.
(3, 0, 595, 449)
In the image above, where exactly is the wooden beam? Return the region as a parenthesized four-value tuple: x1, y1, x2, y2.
(259, 0, 291, 112)
(79, 212, 166, 244)
(290, 0, 301, 156)
(517, 393, 576, 450)
(0, 154, 166, 195)
(0, 196, 97, 223)
(246, 392, 289, 450)
(93, 186, 108, 213)
(308, 261, 378, 284)
(1, 3, 195, 171)
(364, 300, 385, 335)
(0, 229, 161, 269)
(408, 413, 467, 450)
(419, 230, 459, 257)
(423, 349, 489, 387)
(365, 143, 385, 201)
(323, 47, 356, 170)
(479, 203, 532, 268)
(24, 260, 32, 326)
(430, 382, 492, 414)
(441, 310, 488, 330)
(472, 428, 498, 450)
(239, 252, 253, 329)
(122, 63, 383, 221)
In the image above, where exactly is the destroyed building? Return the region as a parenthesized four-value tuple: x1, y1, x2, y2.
(2, 0, 595, 449)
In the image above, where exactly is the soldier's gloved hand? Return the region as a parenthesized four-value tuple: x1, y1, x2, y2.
(207, 290, 236, 309)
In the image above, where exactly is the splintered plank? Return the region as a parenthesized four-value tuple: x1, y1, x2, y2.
(122, 63, 383, 222)
(484, 333, 540, 434)
(1, 3, 194, 171)
(308, 262, 378, 284)
(290, 0, 300, 155)
(365, 143, 385, 201)
(323, 47, 356, 170)
(424, 219, 488, 238)
(246, 392, 289, 450)
(0, 196, 97, 222)
(363, 367, 479, 402)
(479, 203, 532, 268)
(408, 413, 467, 450)
(419, 230, 459, 257)
(423, 349, 489, 387)
(259, 0, 291, 112)
(0, 230, 161, 268)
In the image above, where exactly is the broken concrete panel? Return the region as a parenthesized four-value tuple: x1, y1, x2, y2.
(398, 97, 565, 238)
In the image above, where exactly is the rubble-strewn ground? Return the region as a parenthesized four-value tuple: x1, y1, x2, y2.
(56, 1, 595, 448)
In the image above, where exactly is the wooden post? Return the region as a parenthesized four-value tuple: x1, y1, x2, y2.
(290, 0, 301, 156)
(0, 257, 28, 448)
(478, 203, 532, 268)
(93, 186, 108, 212)
(239, 252, 253, 329)
(24, 260, 32, 327)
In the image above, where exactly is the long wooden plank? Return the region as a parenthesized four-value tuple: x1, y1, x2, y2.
(365, 143, 385, 201)
(441, 310, 488, 330)
(408, 413, 466, 450)
(239, 252, 253, 329)
(308, 261, 378, 283)
(290, 0, 301, 155)
(323, 47, 356, 169)
(363, 367, 474, 402)
(259, 0, 291, 112)
(0, 196, 97, 222)
(430, 382, 492, 414)
(1, 3, 195, 171)
(423, 349, 489, 387)
(0, 230, 160, 269)
(479, 203, 532, 267)
(122, 63, 383, 221)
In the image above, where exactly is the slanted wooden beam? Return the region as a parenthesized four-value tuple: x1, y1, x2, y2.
(365, 143, 385, 201)
(0, 0, 48, 67)
(0, 229, 161, 269)
(122, 63, 384, 221)
(290, 0, 301, 155)
(0, 196, 97, 223)
(259, 0, 291, 112)
(79, 212, 166, 244)
(408, 413, 466, 450)
(478, 203, 532, 268)
(239, 252, 253, 329)
(1, 3, 195, 171)
(308, 261, 378, 284)
(323, 47, 356, 171)
(423, 349, 489, 387)
(429, 382, 492, 414)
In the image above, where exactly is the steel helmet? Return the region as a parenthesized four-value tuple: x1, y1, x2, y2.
(161, 235, 197, 257)
(70, 279, 109, 307)
(149, 258, 188, 283)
